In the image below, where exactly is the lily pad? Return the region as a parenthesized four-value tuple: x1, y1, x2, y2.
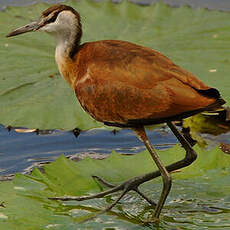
(0, 145, 230, 229)
(183, 113, 230, 147)
(1, 1, 230, 130)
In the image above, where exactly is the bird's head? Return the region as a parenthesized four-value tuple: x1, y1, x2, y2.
(7, 4, 82, 38)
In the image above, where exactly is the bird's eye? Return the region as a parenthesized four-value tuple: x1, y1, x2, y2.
(46, 16, 56, 24)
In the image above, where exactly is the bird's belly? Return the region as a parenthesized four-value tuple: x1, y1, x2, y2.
(75, 80, 171, 125)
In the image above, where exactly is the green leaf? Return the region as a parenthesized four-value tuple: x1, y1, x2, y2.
(1, 1, 230, 130)
(0, 145, 230, 229)
(183, 113, 230, 147)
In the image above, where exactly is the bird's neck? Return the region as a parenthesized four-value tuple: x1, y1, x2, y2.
(55, 24, 82, 87)
(55, 23, 82, 60)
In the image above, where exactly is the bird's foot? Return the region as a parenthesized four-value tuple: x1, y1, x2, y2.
(50, 175, 156, 206)
(49, 174, 157, 222)
(92, 175, 156, 206)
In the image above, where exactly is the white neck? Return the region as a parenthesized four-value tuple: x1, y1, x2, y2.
(54, 11, 79, 63)
(55, 29, 75, 64)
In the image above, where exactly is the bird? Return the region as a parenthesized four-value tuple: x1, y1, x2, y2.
(7, 4, 225, 222)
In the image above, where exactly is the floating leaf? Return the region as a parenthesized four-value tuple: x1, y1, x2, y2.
(0, 1, 230, 130)
(0, 145, 230, 229)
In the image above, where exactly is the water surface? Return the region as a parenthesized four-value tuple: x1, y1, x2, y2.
(0, 125, 177, 175)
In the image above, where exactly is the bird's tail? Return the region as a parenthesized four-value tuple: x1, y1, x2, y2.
(195, 87, 225, 111)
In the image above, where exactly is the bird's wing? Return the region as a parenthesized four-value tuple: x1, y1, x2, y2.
(74, 40, 219, 125)
(80, 40, 210, 90)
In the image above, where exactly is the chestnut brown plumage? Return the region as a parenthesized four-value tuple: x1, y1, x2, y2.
(7, 4, 225, 222)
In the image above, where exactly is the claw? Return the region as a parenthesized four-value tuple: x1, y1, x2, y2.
(134, 188, 156, 207)
(92, 175, 115, 188)
(79, 189, 129, 223)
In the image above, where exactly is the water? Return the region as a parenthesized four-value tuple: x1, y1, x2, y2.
(0, 125, 177, 175)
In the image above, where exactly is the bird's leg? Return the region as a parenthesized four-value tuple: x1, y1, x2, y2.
(163, 121, 197, 180)
(50, 122, 197, 220)
(133, 126, 172, 220)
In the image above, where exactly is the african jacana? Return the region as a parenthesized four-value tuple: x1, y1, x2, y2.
(7, 4, 225, 221)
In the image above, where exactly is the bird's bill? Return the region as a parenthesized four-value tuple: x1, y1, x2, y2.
(6, 21, 40, 37)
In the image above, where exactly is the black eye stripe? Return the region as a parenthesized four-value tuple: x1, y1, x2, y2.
(46, 11, 59, 24)
(47, 16, 56, 23)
